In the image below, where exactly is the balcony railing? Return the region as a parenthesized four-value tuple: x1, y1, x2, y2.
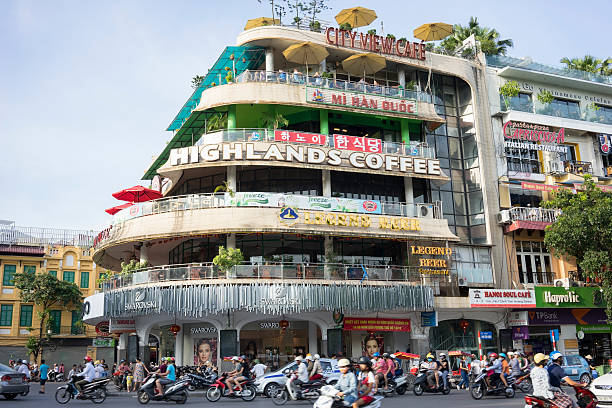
(195, 128, 436, 159)
(0, 225, 95, 248)
(506, 159, 544, 174)
(235, 70, 434, 103)
(509, 207, 560, 223)
(547, 160, 593, 175)
(500, 96, 533, 113)
(101, 262, 458, 291)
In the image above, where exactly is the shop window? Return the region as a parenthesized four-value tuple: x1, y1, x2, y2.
(515, 241, 553, 284)
(539, 98, 581, 120)
(19, 305, 33, 327)
(453, 246, 493, 283)
(331, 171, 404, 203)
(238, 167, 322, 196)
(505, 143, 542, 174)
(0, 305, 13, 326)
(594, 104, 612, 125)
(501, 92, 533, 112)
(2, 265, 16, 286)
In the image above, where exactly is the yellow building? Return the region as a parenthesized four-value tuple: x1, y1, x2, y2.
(0, 225, 112, 365)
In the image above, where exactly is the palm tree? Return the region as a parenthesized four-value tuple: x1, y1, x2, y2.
(261, 111, 289, 129)
(560, 55, 612, 76)
(440, 17, 513, 56)
(206, 112, 228, 132)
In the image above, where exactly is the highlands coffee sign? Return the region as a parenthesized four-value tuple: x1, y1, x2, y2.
(325, 27, 426, 60)
(169, 143, 442, 177)
(503, 121, 567, 153)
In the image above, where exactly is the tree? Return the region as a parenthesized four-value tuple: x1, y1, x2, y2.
(440, 17, 513, 56)
(191, 75, 204, 89)
(285, 0, 306, 28)
(206, 112, 228, 132)
(543, 175, 612, 318)
(303, 0, 330, 25)
(560, 55, 612, 76)
(213, 246, 244, 275)
(261, 111, 289, 129)
(14, 273, 82, 361)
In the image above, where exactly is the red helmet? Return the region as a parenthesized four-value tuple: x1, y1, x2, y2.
(84, 356, 93, 362)
(489, 353, 498, 359)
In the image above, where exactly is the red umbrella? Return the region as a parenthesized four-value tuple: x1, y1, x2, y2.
(112, 185, 162, 203)
(105, 203, 134, 215)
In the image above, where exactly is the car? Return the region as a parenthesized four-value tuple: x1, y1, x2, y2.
(590, 372, 612, 405)
(560, 355, 592, 384)
(0, 363, 30, 400)
(253, 358, 340, 397)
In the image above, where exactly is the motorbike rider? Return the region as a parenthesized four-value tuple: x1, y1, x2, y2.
(384, 353, 395, 381)
(424, 353, 440, 389)
(333, 358, 358, 404)
(372, 352, 388, 391)
(500, 353, 510, 387)
(293, 356, 310, 397)
(310, 354, 323, 381)
(438, 353, 449, 390)
(354, 357, 375, 408)
(509, 352, 521, 377)
(390, 354, 402, 376)
(548, 351, 584, 408)
(155, 357, 176, 397)
(531, 353, 576, 408)
(484, 352, 501, 390)
(17, 360, 30, 380)
(225, 356, 245, 396)
(76, 356, 96, 398)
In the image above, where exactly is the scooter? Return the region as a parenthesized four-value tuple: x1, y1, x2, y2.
(470, 371, 515, 399)
(55, 375, 111, 404)
(272, 372, 326, 405)
(377, 374, 408, 395)
(205, 373, 257, 402)
(183, 370, 217, 392)
(515, 370, 533, 394)
(524, 384, 598, 408)
(413, 369, 450, 396)
(137, 373, 190, 404)
(313, 385, 383, 408)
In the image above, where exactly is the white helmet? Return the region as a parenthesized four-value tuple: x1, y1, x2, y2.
(390, 354, 396, 358)
(305, 355, 313, 361)
(22, 360, 28, 364)
(338, 358, 351, 367)
(295, 356, 303, 362)
(314, 354, 320, 359)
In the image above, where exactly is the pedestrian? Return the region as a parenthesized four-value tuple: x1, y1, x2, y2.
(17, 360, 30, 380)
(133, 357, 148, 391)
(39, 359, 50, 394)
(458, 355, 469, 389)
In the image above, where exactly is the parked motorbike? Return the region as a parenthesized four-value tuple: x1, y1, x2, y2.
(55, 375, 110, 404)
(376, 374, 408, 396)
(524, 384, 598, 408)
(470, 371, 515, 399)
(184, 370, 217, 392)
(272, 372, 326, 405)
(413, 369, 450, 396)
(137, 373, 190, 404)
(313, 385, 383, 408)
(205, 373, 257, 402)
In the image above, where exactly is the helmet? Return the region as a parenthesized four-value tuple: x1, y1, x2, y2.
(382, 353, 389, 358)
(240, 355, 246, 360)
(372, 352, 380, 357)
(585, 355, 593, 360)
(22, 360, 28, 364)
(489, 353, 498, 359)
(426, 353, 435, 360)
(439, 353, 446, 359)
(231, 356, 240, 361)
(84, 356, 93, 362)
(357, 356, 372, 367)
(253, 359, 260, 364)
(549, 351, 563, 362)
(390, 354, 396, 358)
(338, 359, 351, 368)
(314, 354, 320, 359)
(94, 360, 100, 365)
(534, 353, 549, 365)
(499, 353, 507, 359)
(305, 355, 313, 361)
(295, 356, 303, 362)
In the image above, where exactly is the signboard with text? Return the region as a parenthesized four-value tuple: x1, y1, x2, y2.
(421, 311, 438, 327)
(528, 308, 607, 325)
(308, 86, 417, 116)
(480, 331, 493, 340)
(343, 317, 411, 332)
(469, 289, 536, 308)
(274, 130, 327, 145)
(333, 134, 382, 153)
(534, 286, 605, 308)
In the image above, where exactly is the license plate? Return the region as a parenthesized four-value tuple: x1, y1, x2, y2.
(9, 378, 22, 384)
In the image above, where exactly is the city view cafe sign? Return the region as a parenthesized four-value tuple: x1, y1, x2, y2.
(325, 27, 426, 60)
(169, 142, 443, 177)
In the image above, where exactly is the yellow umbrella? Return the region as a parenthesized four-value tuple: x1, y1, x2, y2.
(282, 42, 329, 76)
(335, 6, 377, 29)
(244, 17, 280, 31)
(342, 53, 386, 78)
(413, 22, 453, 42)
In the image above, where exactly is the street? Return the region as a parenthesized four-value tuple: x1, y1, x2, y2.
(3, 383, 533, 408)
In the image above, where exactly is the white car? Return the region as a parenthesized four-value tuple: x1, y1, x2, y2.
(254, 359, 340, 397)
(590, 372, 612, 405)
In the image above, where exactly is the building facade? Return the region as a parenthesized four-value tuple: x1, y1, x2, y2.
(83, 21, 511, 366)
(486, 55, 612, 364)
(0, 225, 112, 365)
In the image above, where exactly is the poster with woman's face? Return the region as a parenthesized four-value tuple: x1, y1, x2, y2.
(363, 335, 384, 358)
(194, 338, 217, 365)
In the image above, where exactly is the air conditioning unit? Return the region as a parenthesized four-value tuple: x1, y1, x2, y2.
(523, 283, 535, 289)
(417, 204, 434, 219)
(497, 210, 511, 224)
(458, 277, 468, 286)
(554, 278, 570, 289)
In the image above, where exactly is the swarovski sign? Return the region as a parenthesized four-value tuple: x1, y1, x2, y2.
(125, 290, 156, 311)
(169, 142, 442, 177)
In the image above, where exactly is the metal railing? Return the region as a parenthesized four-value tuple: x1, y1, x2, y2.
(547, 160, 593, 175)
(101, 262, 457, 291)
(509, 207, 560, 223)
(235, 70, 433, 103)
(506, 160, 544, 174)
(0, 226, 95, 248)
(195, 128, 436, 159)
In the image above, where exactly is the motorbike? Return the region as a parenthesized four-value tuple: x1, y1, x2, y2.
(272, 372, 326, 405)
(112, 371, 128, 390)
(184, 370, 217, 392)
(50, 371, 65, 382)
(470, 371, 515, 399)
(376, 374, 408, 396)
(205, 373, 257, 402)
(515, 370, 534, 394)
(137, 373, 190, 404)
(413, 369, 450, 396)
(313, 385, 383, 408)
(524, 384, 598, 408)
(55, 375, 111, 404)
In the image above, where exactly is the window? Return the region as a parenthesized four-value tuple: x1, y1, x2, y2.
(63, 271, 75, 283)
(64, 254, 74, 267)
(501, 92, 533, 113)
(48, 270, 57, 278)
(71, 310, 82, 334)
(516, 241, 553, 284)
(505, 145, 542, 174)
(80, 271, 90, 288)
(2, 265, 16, 286)
(49, 310, 61, 334)
(97, 273, 106, 289)
(24, 265, 36, 274)
(540, 98, 581, 120)
(0, 305, 13, 326)
(594, 104, 612, 125)
(19, 305, 33, 327)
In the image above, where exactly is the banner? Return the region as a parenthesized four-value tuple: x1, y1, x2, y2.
(109, 318, 136, 333)
(421, 311, 438, 327)
(534, 286, 605, 308)
(512, 326, 529, 340)
(521, 182, 561, 192)
(333, 134, 382, 153)
(508, 311, 529, 326)
(274, 130, 327, 145)
(469, 289, 536, 308)
(92, 338, 116, 347)
(343, 317, 411, 332)
(528, 308, 607, 325)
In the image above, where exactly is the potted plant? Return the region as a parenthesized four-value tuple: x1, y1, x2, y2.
(213, 246, 244, 278)
(309, 20, 321, 32)
(498, 80, 520, 111)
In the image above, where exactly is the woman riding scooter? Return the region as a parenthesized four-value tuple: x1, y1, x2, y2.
(334, 359, 358, 405)
(354, 357, 375, 408)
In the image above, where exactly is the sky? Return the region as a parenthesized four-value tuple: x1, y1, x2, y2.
(1, 0, 610, 231)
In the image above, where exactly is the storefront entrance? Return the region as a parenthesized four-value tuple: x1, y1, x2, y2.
(578, 327, 612, 366)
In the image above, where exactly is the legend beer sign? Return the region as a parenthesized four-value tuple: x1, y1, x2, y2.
(308, 87, 417, 116)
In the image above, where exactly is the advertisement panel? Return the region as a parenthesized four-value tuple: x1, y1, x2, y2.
(508, 311, 529, 326)
(421, 311, 438, 327)
(469, 289, 536, 308)
(109, 319, 136, 333)
(332, 134, 382, 153)
(528, 308, 607, 325)
(343, 317, 411, 332)
(274, 130, 327, 146)
(534, 286, 605, 308)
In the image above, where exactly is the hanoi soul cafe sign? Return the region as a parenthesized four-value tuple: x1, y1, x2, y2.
(325, 27, 426, 61)
(469, 289, 536, 308)
(503, 121, 567, 153)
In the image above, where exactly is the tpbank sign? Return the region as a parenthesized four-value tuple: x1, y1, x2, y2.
(534, 286, 605, 308)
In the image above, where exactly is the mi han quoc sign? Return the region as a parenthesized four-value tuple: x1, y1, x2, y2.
(308, 87, 418, 116)
(343, 317, 411, 332)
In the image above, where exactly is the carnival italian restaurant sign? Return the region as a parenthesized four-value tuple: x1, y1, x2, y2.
(308, 87, 417, 116)
(325, 27, 426, 61)
(469, 289, 536, 308)
(343, 317, 411, 332)
(169, 142, 442, 177)
(503, 121, 567, 153)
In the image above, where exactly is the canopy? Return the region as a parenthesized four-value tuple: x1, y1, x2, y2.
(112, 186, 162, 203)
(335, 7, 377, 28)
(413, 22, 453, 42)
(282, 42, 329, 76)
(105, 203, 134, 215)
(395, 352, 420, 360)
(341, 53, 386, 77)
(244, 17, 280, 30)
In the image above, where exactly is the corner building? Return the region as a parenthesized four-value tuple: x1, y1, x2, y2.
(84, 23, 505, 366)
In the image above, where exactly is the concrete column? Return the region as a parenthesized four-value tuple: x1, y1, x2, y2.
(404, 177, 414, 205)
(227, 105, 237, 129)
(139, 243, 149, 264)
(319, 110, 329, 135)
(324, 236, 334, 279)
(265, 48, 275, 73)
(226, 233, 236, 249)
(400, 118, 410, 144)
(321, 329, 328, 359)
(398, 67, 406, 88)
(322, 170, 331, 197)
(137, 326, 151, 365)
(117, 333, 128, 362)
(175, 324, 184, 365)
(227, 166, 237, 192)
(308, 322, 318, 355)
